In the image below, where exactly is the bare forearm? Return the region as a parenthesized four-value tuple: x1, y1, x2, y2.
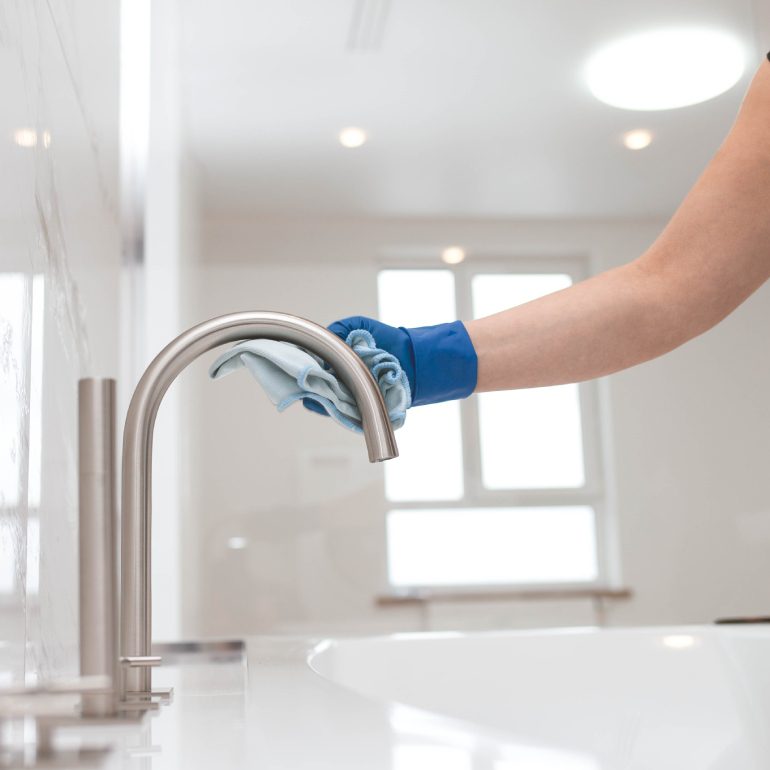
(466, 261, 678, 390)
(467, 59, 770, 392)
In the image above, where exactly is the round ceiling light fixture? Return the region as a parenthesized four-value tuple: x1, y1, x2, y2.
(622, 128, 653, 150)
(339, 127, 368, 148)
(585, 28, 746, 111)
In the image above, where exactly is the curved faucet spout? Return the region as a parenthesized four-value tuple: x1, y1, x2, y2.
(120, 311, 398, 696)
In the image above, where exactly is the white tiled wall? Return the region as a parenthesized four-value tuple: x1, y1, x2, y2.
(0, 1, 121, 682)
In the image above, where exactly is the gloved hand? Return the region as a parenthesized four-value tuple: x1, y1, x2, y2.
(303, 315, 477, 414)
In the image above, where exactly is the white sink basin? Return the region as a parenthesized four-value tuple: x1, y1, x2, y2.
(309, 625, 770, 769)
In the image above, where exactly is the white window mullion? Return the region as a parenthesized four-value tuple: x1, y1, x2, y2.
(576, 379, 605, 497)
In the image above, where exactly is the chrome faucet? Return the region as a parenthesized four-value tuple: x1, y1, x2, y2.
(80, 311, 398, 711)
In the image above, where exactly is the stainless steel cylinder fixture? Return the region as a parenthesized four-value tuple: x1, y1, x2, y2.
(120, 311, 399, 698)
(78, 378, 119, 716)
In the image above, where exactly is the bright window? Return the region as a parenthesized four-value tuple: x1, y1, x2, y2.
(387, 506, 598, 586)
(477, 388, 585, 489)
(378, 262, 606, 590)
(0, 274, 44, 599)
(0, 274, 27, 509)
(0, 274, 44, 510)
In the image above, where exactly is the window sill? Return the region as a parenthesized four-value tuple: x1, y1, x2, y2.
(375, 586, 632, 607)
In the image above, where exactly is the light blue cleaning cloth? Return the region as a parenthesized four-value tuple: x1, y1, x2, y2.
(208, 329, 411, 433)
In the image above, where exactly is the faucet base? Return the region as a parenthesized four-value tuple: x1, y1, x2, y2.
(118, 687, 174, 713)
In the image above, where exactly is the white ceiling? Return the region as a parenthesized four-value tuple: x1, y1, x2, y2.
(181, 0, 764, 220)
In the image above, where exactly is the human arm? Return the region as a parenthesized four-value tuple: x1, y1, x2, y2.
(309, 57, 770, 413)
(466, 56, 770, 392)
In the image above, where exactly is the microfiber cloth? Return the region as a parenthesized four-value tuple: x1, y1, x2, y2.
(208, 329, 411, 434)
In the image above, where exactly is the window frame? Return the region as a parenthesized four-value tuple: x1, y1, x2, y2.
(378, 255, 617, 594)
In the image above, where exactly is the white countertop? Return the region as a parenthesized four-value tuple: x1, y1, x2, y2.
(37, 624, 770, 769)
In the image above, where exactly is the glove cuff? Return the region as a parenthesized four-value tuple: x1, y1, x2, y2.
(403, 321, 478, 406)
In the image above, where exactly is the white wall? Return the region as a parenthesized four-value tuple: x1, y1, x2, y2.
(118, 0, 201, 645)
(177, 214, 770, 636)
(0, 1, 121, 681)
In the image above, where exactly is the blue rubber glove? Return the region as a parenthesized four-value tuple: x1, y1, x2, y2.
(303, 316, 477, 414)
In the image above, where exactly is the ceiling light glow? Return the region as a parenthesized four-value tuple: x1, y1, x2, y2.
(586, 29, 746, 111)
(14, 128, 38, 148)
(339, 127, 367, 148)
(227, 536, 248, 550)
(622, 129, 653, 150)
(441, 246, 466, 265)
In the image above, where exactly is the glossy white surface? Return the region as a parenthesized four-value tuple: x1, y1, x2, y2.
(311, 626, 770, 768)
(49, 625, 770, 768)
(0, 0, 120, 683)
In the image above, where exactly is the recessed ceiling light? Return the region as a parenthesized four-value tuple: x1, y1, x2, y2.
(13, 128, 38, 148)
(441, 246, 466, 265)
(586, 28, 746, 111)
(339, 127, 367, 148)
(622, 129, 653, 150)
(227, 536, 248, 550)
